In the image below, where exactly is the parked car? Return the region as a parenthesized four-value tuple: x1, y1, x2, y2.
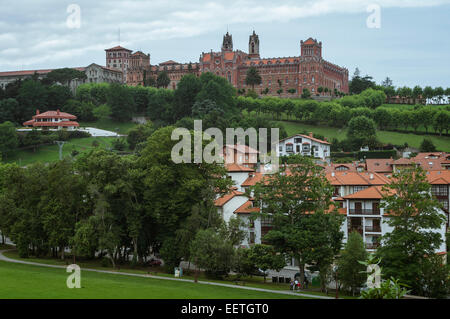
(147, 258, 162, 267)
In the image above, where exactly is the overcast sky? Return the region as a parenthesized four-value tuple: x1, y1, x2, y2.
(1, 0, 449, 87)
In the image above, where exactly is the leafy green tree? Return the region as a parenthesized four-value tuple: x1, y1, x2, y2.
(247, 244, 286, 283)
(46, 85, 72, 109)
(111, 138, 127, 151)
(190, 228, 235, 279)
(45, 68, 86, 87)
(252, 156, 343, 285)
(0, 121, 18, 159)
(301, 88, 311, 99)
(245, 67, 262, 90)
(0, 98, 19, 124)
(17, 79, 48, 123)
(92, 104, 111, 121)
(347, 116, 377, 149)
(412, 85, 423, 104)
(420, 138, 436, 152)
(416, 254, 450, 298)
(377, 166, 446, 295)
(126, 122, 155, 151)
(156, 71, 171, 89)
(337, 231, 368, 295)
(433, 111, 450, 135)
(173, 74, 202, 121)
(107, 83, 135, 122)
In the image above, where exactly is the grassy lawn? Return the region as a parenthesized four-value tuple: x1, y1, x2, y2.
(0, 260, 309, 299)
(5, 137, 118, 166)
(79, 118, 139, 134)
(280, 121, 450, 152)
(2, 250, 354, 299)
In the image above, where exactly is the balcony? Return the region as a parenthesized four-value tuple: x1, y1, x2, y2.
(365, 243, 380, 250)
(365, 226, 381, 233)
(349, 209, 380, 216)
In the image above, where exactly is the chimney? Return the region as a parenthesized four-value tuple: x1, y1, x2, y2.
(36, 109, 40, 115)
(309, 132, 313, 138)
(324, 137, 327, 142)
(57, 109, 60, 115)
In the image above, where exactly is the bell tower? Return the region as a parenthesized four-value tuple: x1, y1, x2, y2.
(248, 30, 260, 59)
(222, 32, 233, 51)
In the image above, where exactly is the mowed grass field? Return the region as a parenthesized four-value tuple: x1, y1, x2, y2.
(0, 261, 305, 299)
(5, 137, 118, 166)
(280, 121, 450, 152)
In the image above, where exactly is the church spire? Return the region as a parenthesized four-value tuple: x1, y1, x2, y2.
(222, 32, 233, 51)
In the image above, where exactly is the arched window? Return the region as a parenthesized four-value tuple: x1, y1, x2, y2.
(251, 43, 255, 53)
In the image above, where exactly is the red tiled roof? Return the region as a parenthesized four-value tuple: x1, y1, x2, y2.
(343, 186, 386, 200)
(365, 159, 394, 173)
(202, 53, 211, 62)
(33, 110, 77, 120)
(279, 134, 330, 145)
(241, 172, 265, 187)
(426, 171, 450, 184)
(234, 200, 260, 214)
(224, 52, 235, 60)
(105, 45, 132, 52)
(159, 60, 179, 65)
(225, 163, 255, 172)
(214, 189, 245, 207)
(0, 67, 85, 77)
(303, 38, 317, 45)
(325, 171, 390, 186)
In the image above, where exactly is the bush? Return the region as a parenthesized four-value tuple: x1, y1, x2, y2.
(420, 138, 437, 152)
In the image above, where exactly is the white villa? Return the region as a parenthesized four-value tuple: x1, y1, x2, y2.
(277, 133, 331, 162)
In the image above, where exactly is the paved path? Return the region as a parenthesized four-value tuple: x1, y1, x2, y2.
(0, 250, 333, 299)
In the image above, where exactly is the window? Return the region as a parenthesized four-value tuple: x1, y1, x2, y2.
(286, 144, 293, 153)
(296, 145, 300, 153)
(353, 186, 368, 193)
(249, 232, 255, 244)
(279, 145, 283, 152)
(432, 185, 448, 197)
(294, 137, 302, 143)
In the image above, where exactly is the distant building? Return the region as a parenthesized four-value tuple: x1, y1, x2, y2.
(277, 133, 331, 162)
(23, 109, 79, 130)
(106, 31, 348, 96)
(0, 64, 123, 93)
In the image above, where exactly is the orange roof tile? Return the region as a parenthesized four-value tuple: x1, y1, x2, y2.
(241, 172, 265, 187)
(426, 171, 450, 184)
(326, 171, 389, 186)
(214, 189, 245, 207)
(343, 186, 386, 200)
(234, 200, 260, 214)
(365, 159, 394, 173)
(225, 163, 255, 172)
(224, 52, 235, 60)
(105, 45, 132, 52)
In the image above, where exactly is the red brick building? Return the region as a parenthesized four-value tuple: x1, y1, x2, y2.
(107, 31, 349, 97)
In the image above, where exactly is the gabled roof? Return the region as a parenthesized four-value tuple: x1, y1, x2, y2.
(326, 171, 389, 186)
(214, 189, 245, 207)
(426, 171, 450, 184)
(303, 38, 318, 45)
(234, 200, 260, 214)
(278, 134, 330, 145)
(105, 45, 132, 52)
(241, 172, 265, 187)
(33, 110, 77, 119)
(365, 158, 394, 173)
(159, 60, 179, 65)
(343, 186, 386, 200)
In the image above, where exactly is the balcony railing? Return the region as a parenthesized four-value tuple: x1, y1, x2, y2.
(365, 226, 382, 233)
(366, 243, 380, 250)
(349, 209, 380, 215)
